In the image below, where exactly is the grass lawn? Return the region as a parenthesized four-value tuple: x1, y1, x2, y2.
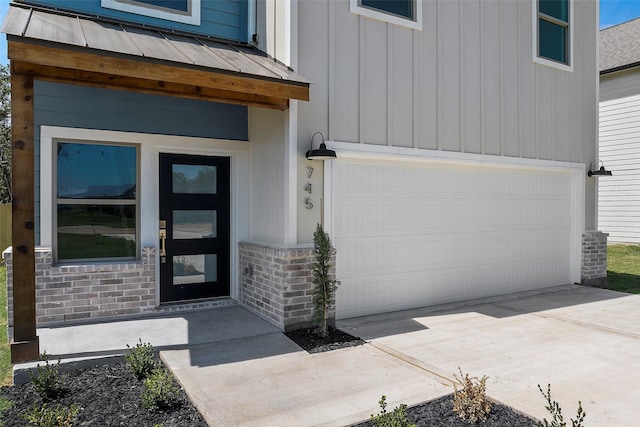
(0, 265, 11, 386)
(606, 244, 640, 294)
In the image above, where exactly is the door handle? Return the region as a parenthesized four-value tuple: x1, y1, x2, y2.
(159, 223, 167, 257)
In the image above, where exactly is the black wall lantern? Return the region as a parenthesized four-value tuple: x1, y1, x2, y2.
(306, 132, 337, 160)
(588, 160, 612, 177)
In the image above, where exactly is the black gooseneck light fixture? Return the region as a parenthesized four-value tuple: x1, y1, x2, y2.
(306, 132, 337, 160)
(587, 160, 613, 177)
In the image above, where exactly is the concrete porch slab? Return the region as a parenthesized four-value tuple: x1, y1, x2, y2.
(160, 333, 451, 426)
(13, 305, 280, 383)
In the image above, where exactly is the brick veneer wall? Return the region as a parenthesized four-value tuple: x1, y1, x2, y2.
(581, 231, 608, 287)
(3, 246, 156, 326)
(238, 242, 335, 331)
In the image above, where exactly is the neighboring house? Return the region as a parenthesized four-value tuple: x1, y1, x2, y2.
(599, 17, 640, 244)
(2, 0, 602, 362)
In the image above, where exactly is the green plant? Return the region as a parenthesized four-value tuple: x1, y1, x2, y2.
(311, 224, 340, 338)
(21, 403, 79, 427)
(452, 367, 492, 423)
(0, 265, 12, 386)
(29, 352, 64, 400)
(0, 396, 14, 426)
(369, 395, 416, 427)
(538, 384, 586, 427)
(142, 366, 178, 410)
(125, 339, 156, 380)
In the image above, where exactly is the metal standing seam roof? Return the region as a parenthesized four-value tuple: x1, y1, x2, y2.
(600, 17, 640, 74)
(0, 3, 310, 86)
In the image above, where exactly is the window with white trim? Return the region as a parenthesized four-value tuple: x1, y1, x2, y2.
(101, 0, 201, 25)
(535, 0, 572, 69)
(56, 142, 139, 261)
(350, 0, 422, 31)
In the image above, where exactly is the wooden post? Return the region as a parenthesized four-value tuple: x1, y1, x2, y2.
(10, 72, 39, 363)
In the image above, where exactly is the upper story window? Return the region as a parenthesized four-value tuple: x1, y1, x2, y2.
(350, 0, 422, 31)
(101, 0, 201, 25)
(56, 142, 139, 261)
(534, 0, 572, 71)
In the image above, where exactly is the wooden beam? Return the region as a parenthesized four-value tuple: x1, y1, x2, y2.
(11, 61, 289, 110)
(10, 73, 39, 363)
(8, 41, 309, 102)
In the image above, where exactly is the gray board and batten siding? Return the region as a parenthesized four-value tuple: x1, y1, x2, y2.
(298, 0, 596, 161)
(20, 0, 248, 42)
(33, 80, 248, 243)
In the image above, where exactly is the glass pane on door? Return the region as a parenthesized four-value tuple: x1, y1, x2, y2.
(172, 164, 217, 194)
(173, 210, 217, 239)
(173, 254, 217, 285)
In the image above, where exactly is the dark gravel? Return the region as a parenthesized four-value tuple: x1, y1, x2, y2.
(285, 327, 366, 353)
(354, 394, 538, 427)
(0, 361, 207, 427)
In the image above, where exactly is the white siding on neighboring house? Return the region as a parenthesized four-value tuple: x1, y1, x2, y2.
(599, 69, 640, 244)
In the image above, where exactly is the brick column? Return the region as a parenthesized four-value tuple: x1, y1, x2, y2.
(581, 231, 608, 287)
(238, 242, 335, 331)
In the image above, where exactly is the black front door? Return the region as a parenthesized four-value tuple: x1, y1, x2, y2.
(159, 153, 230, 303)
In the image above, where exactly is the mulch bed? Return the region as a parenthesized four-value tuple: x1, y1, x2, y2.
(285, 326, 366, 353)
(0, 361, 207, 427)
(354, 394, 538, 427)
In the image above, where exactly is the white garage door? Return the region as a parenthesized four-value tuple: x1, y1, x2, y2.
(332, 157, 578, 319)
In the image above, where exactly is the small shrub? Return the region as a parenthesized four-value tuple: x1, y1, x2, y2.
(142, 366, 178, 410)
(311, 224, 340, 339)
(452, 367, 492, 423)
(538, 384, 586, 427)
(21, 403, 79, 427)
(29, 352, 64, 400)
(125, 339, 156, 380)
(369, 395, 416, 427)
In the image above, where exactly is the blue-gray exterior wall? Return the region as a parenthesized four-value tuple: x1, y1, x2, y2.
(23, 0, 248, 42)
(34, 80, 248, 243)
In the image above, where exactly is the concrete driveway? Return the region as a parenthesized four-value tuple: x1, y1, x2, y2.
(338, 285, 640, 426)
(160, 284, 640, 426)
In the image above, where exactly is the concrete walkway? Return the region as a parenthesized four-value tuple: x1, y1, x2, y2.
(21, 285, 640, 426)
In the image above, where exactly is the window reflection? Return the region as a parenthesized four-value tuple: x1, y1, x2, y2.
(173, 210, 217, 239)
(57, 143, 136, 199)
(57, 205, 136, 260)
(172, 164, 216, 194)
(173, 254, 217, 285)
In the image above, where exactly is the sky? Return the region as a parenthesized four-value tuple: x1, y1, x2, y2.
(0, 0, 638, 66)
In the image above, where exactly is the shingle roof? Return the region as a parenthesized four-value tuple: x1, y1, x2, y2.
(600, 17, 640, 74)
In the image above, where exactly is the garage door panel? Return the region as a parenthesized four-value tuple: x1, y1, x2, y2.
(333, 159, 575, 319)
(337, 230, 571, 278)
(335, 199, 571, 237)
(337, 258, 571, 319)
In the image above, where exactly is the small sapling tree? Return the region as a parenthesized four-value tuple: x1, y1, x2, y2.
(311, 223, 339, 338)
